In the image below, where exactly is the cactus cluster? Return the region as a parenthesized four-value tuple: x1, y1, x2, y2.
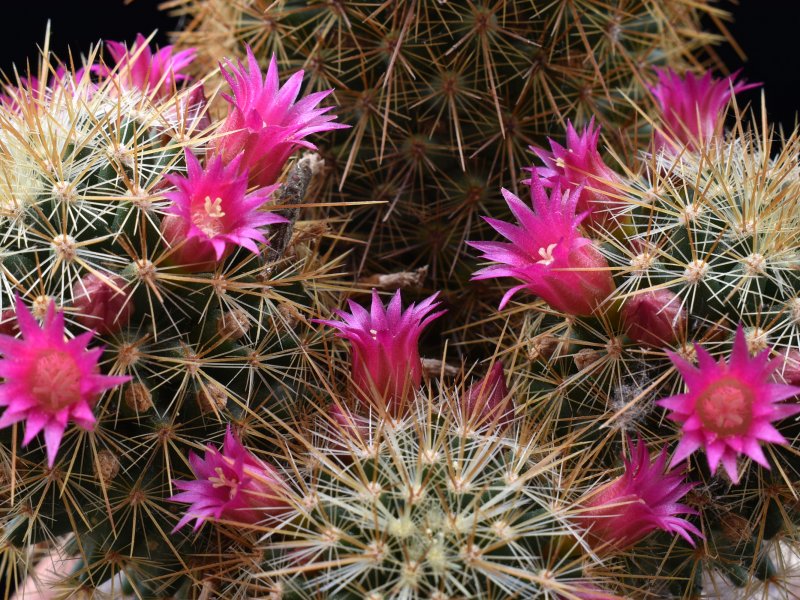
(467, 71, 800, 596)
(161, 0, 728, 304)
(2, 2, 799, 600)
(0, 34, 344, 596)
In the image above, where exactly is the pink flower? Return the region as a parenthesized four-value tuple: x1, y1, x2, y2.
(463, 362, 513, 429)
(658, 328, 800, 483)
(577, 438, 701, 553)
(161, 150, 286, 271)
(171, 426, 290, 532)
(528, 119, 621, 230)
(99, 33, 196, 100)
(215, 48, 347, 187)
(650, 69, 758, 151)
(0, 297, 130, 466)
(0, 76, 46, 111)
(0, 66, 77, 111)
(72, 273, 134, 335)
(621, 289, 686, 347)
(468, 176, 615, 315)
(315, 290, 445, 417)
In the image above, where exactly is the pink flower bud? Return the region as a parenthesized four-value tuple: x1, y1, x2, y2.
(463, 362, 513, 428)
(315, 290, 445, 418)
(559, 583, 621, 600)
(329, 403, 371, 445)
(326, 403, 376, 459)
(101, 34, 197, 101)
(529, 119, 621, 231)
(72, 273, 135, 335)
(622, 289, 685, 347)
(650, 69, 758, 152)
(777, 349, 800, 385)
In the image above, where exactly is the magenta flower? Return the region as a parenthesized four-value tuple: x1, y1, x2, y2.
(0, 76, 45, 111)
(463, 362, 513, 429)
(658, 328, 800, 483)
(650, 68, 758, 151)
(171, 426, 290, 532)
(0, 297, 130, 466)
(622, 289, 686, 348)
(577, 438, 701, 553)
(468, 176, 614, 315)
(0, 66, 78, 111)
(98, 33, 196, 100)
(161, 150, 286, 271)
(315, 290, 445, 417)
(215, 48, 347, 187)
(528, 119, 620, 230)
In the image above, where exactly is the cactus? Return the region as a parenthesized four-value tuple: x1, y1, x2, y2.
(0, 34, 344, 597)
(468, 68, 800, 596)
(261, 390, 598, 600)
(4, 4, 797, 598)
(159, 0, 728, 306)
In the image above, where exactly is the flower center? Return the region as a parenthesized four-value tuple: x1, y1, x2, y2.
(209, 466, 240, 500)
(536, 243, 558, 266)
(192, 196, 226, 238)
(30, 350, 82, 412)
(696, 378, 754, 437)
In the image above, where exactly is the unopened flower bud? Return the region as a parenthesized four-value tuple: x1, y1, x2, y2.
(277, 302, 306, 332)
(315, 290, 445, 418)
(622, 289, 685, 347)
(527, 334, 559, 361)
(72, 273, 134, 335)
(558, 583, 619, 600)
(574, 348, 603, 371)
(463, 362, 513, 429)
(328, 403, 371, 447)
(778, 349, 800, 385)
(719, 511, 752, 544)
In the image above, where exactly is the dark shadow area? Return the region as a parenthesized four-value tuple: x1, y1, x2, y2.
(711, 1, 800, 132)
(0, 0, 174, 76)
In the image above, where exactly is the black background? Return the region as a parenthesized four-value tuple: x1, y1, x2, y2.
(0, 1, 796, 129)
